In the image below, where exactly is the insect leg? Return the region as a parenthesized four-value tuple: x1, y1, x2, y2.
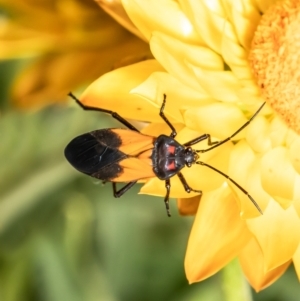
(68, 92, 139, 132)
(196, 161, 263, 214)
(183, 134, 219, 147)
(159, 94, 177, 138)
(164, 179, 172, 217)
(177, 172, 202, 194)
(112, 181, 137, 198)
(197, 102, 266, 154)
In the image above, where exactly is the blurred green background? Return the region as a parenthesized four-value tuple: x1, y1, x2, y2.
(1, 2, 300, 301)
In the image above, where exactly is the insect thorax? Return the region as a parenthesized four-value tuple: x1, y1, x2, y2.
(151, 135, 198, 180)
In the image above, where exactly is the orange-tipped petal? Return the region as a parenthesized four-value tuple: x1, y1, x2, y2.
(246, 200, 300, 271)
(80, 60, 165, 122)
(185, 185, 252, 283)
(239, 238, 290, 291)
(177, 196, 201, 216)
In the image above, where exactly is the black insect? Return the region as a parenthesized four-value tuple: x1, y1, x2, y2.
(65, 93, 265, 216)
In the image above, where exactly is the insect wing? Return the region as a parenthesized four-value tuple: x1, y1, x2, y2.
(65, 129, 156, 182)
(110, 129, 155, 155)
(64, 131, 125, 176)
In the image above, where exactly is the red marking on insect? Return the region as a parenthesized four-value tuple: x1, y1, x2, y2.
(167, 160, 176, 171)
(168, 145, 176, 155)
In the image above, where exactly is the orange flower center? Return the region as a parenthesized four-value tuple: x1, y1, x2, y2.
(249, 0, 300, 133)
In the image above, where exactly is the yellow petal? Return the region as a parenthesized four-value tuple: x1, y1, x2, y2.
(80, 60, 165, 122)
(288, 136, 300, 174)
(190, 66, 240, 102)
(141, 122, 185, 138)
(179, 0, 226, 53)
(149, 33, 209, 92)
(97, 0, 145, 41)
(220, 18, 260, 82)
(246, 115, 272, 153)
(292, 243, 300, 281)
(228, 140, 269, 218)
(184, 102, 248, 140)
(221, 21, 254, 79)
(269, 116, 288, 147)
(293, 179, 300, 217)
(285, 127, 299, 149)
(177, 196, 201, 216)
(239, 238, 290, 291)
(260, 146, 296, 207)
(122, 0, 202, 43)
(246, 200, 300, 270)
(253, 0, 275, 13)
(185, 185, 252, 283)
(222, 0, 260, 50)
(239, 88, 263, 106)
(132, 71, 213, 124)
(153, 32, 223, 70)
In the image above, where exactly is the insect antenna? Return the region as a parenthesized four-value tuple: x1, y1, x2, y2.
(196, 102, 266, 154)
(196, 161, 263, 214)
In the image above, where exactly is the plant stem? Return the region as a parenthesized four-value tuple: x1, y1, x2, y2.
(221, 258, 253, 301)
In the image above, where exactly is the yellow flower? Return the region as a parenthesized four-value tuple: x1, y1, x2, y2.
(0, 0, 149, 108)
(80, 0, 300, 291)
